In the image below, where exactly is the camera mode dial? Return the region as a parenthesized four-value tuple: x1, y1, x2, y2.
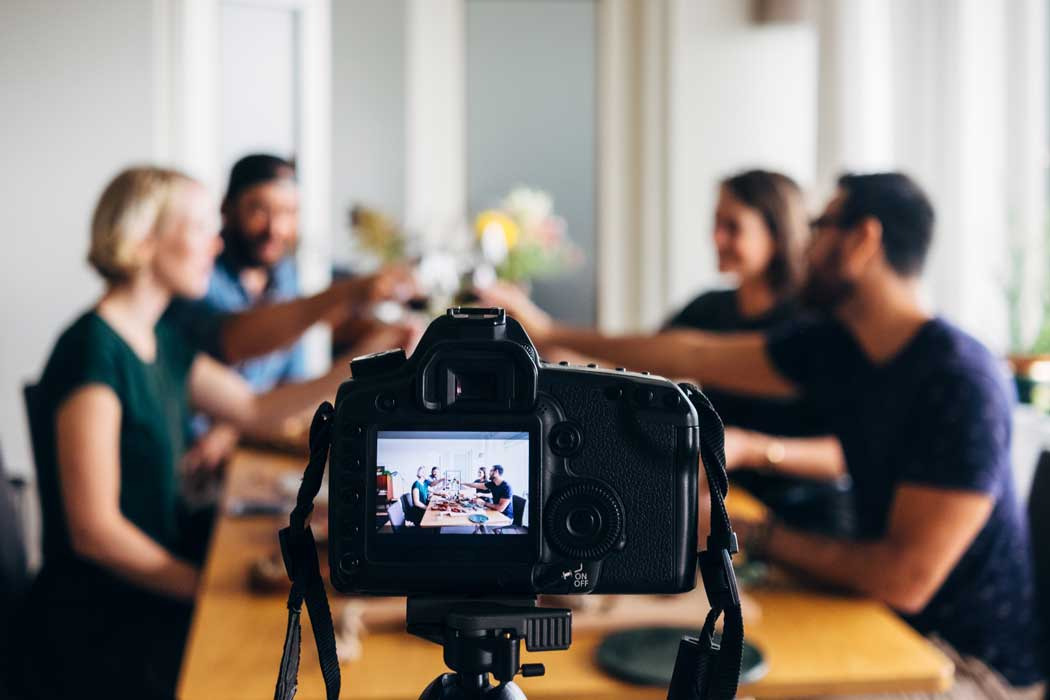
(545, 481, 625, 561)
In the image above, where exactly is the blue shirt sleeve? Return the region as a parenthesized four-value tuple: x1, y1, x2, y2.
(899, 369, 1012, 495)
(282, 339, 310, 382)
(764, 317, 853, 387)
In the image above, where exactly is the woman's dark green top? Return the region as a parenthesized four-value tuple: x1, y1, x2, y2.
(33, 311, 197, 592)
(664, 289, 825, 436)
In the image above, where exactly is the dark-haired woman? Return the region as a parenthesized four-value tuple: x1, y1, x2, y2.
(480, 170, 852, 535)
(663, 170, 814, 435)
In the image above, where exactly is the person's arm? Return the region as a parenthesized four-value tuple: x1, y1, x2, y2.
(554, 328, 796, 397)
(487, 497, 511, 513)
(56, 386, 199, 601)
(752, 484, 992, 613)
(723, 428, 846, 481)
(188, 353, 347, 439)
(219, 266, 416, 363)
(478, 282, 796, 397)
(182, 421, 240, 472)
(189, 322, 418, 439)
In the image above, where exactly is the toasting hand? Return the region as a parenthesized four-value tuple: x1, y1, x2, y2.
(474, 282, 554, 343)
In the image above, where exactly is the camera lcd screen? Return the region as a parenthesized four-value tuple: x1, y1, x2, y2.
(376, 430, 529, 536)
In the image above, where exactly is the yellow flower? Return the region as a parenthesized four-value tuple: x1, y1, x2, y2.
(475, 210, 519, 250)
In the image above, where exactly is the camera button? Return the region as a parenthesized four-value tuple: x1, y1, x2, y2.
(558, 360, 570, 366)
(567, 507, 600, 537)
(634, 387, 654, 405)
(338, 555, 361, 578)
(550, 422, 583, 456)
(663, 392, 683, 409)
(376, 394, 397, 412)
(615, 367, 625, 372)
(586, 363, 598, 369)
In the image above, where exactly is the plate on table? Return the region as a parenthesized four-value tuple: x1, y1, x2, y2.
(468, 514, 489, 524)
(596, 627, 767, 686)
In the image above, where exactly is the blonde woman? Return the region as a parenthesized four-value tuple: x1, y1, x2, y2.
(16, 167, 386, 699)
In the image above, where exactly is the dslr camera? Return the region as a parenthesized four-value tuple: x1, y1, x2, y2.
(329, 307, 701, 596)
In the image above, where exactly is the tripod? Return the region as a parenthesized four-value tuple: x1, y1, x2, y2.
(406, 596, 573, 700)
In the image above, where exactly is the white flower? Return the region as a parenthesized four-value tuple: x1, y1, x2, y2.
(502, 187, 553, 231)
(417, 251, 462, 297)
(472, 263, 497, 290)
(480, 222, 510, 264)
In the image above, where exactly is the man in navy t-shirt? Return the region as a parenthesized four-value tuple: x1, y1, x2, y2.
(477, 465, 514, 520)
(493, 173, 1044, 692)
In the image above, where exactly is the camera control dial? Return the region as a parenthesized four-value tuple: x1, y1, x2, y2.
(545, 481, 625, 561)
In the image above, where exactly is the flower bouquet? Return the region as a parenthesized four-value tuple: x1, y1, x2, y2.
(348, 187, 582, 317)
(473, 187, 582, 286)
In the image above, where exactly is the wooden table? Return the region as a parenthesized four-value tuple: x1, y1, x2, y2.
(418, 488, 514, 529)
(178, 450, 953, 699)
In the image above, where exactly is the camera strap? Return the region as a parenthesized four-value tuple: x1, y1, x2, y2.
(667, 384, 743, 700)
(274, 387, 741, 700)
(275, 401, 341, 700)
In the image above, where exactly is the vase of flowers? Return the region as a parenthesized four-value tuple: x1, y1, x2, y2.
(473, 187, 582, 287)
(348, 187, 582, 316)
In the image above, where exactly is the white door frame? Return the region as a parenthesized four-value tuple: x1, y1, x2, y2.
(155, 0, 333, 371)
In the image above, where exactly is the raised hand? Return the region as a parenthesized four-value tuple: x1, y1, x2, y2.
(474, 281, 554, 343)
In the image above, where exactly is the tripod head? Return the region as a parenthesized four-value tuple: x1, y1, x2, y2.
(406, 596, 572, 700)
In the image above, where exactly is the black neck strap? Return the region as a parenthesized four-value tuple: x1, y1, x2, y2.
(668, 383, 743, 700)
(275, 387, 742, 700)
(275, 402, 340, 700)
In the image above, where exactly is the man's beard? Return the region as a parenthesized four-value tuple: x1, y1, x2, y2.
(221, 224, 275, 269)
(800, 262, 855, 312)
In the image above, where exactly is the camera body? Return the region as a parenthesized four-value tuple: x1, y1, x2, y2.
(329, 308, 699, 596)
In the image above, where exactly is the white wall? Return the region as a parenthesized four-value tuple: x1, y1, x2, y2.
(815, 0, 1048, 352)
(466, 0, 598, 325)
(377, 434, 530, 497)
(331, 0, 406, 268)
(0, 0, 164, 478)
(666, 0, 818, 317)
(404, 0, 466, 249)
(220, 3, 298, 170)
(598, 0, 819, 332)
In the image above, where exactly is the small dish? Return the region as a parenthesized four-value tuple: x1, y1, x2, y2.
(596, 627, 767, 686)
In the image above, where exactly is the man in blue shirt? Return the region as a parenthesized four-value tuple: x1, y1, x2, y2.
(477, 465, 513, 520)
(485, 173, 1044, 694)
(170, 155, 418, 468)
(203, 155, 308, 392)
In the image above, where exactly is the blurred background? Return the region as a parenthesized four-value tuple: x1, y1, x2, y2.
(2, 0, 1048, 490)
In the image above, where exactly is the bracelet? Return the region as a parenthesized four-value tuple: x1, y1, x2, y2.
(764, 438, 786, 468)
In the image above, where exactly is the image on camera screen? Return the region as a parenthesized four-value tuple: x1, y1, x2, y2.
(376, 430, 529, 535)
